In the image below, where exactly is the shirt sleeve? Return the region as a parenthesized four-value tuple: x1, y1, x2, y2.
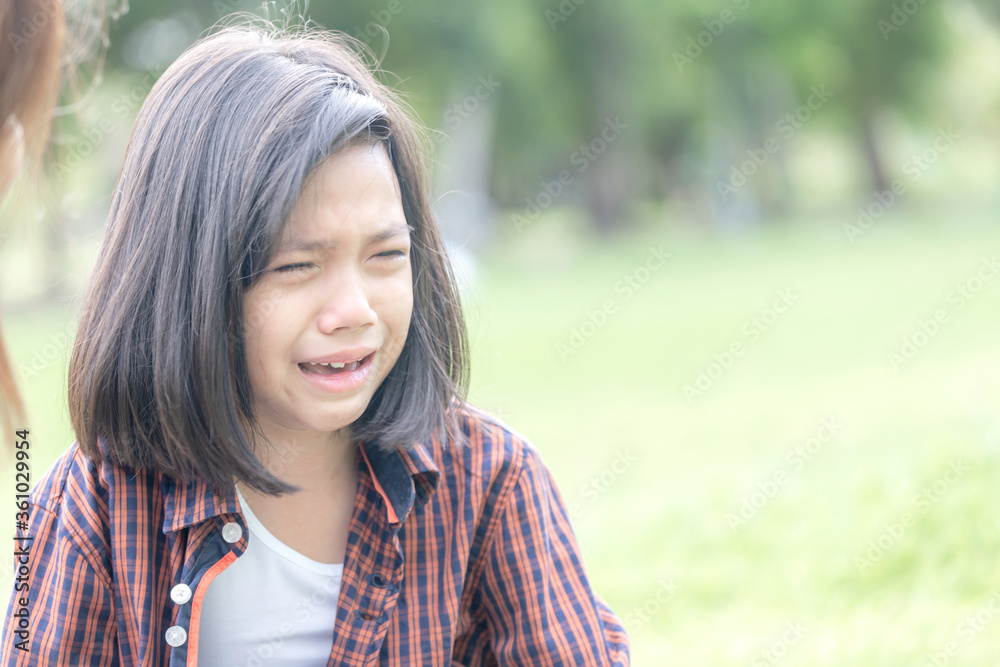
(1, 503, 118, 666)
(474, 447, 630, 666)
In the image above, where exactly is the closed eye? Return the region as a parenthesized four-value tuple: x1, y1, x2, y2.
(376, 250, 407, 259)
(273, 262, 312, 273)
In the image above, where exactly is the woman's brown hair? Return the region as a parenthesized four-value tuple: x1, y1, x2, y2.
(0, 0, 66, 442)
(68, 26, 469, 496)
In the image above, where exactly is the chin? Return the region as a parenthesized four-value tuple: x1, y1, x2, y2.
(314, 404, 370, 433)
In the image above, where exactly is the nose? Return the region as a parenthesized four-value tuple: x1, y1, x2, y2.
(315, 272, 378, 334)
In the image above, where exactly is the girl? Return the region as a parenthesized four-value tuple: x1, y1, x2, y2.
(1, 25, 630, 666)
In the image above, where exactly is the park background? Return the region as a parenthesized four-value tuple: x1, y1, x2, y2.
(3, 0, 1000, 664)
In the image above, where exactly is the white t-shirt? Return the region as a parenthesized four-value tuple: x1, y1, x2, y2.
(196, 484, 343, 666)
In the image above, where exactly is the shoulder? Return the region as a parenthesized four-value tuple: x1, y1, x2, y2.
(31, 442, 112, 517)
(29, 440, 158, 563)
(417, 402, 554, 504)
(21, 442, 117, 578)
(452, 402, 546, 476)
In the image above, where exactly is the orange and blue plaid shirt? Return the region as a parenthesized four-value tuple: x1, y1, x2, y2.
(2, 407, 629, 665)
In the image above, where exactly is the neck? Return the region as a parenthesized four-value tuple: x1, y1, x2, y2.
(249, 425, 358, 494)
(235, 424, 359, 566)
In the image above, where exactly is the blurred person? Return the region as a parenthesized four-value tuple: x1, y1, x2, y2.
(0, 0, 65, 442)
(0, 25, 630, 665)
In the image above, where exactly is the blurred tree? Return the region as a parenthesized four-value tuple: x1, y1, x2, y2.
(47, 0, 958, 237)
(656, 0, 950, 219)
(790, 0, 949, 195)
(965, 0, 1000, 27)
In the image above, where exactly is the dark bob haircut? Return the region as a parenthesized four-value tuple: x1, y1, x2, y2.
(68, 26, 469, 495)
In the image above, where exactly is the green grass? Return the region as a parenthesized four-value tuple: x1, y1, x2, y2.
(4, 212, 1000, 664)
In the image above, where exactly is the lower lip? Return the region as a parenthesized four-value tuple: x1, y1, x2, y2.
(298, 353, 374, 393)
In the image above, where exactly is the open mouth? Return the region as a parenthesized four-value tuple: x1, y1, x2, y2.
(298, 353, 373, 376)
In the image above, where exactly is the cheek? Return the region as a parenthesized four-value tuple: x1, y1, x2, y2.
(393, 286, 415, 365)
(242, 291, 284, 382)
(391, 275, 415, 333)
(242, 322, 267, 395)
(372, 272, 413, 362)
(370, 268, 413, 322)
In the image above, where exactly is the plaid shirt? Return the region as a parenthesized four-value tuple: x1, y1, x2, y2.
(2, 406, 629, 665)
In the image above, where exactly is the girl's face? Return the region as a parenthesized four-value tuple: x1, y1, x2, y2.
(242, 142, 413, 445)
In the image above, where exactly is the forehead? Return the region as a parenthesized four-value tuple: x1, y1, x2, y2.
(278, 142, 406, 247)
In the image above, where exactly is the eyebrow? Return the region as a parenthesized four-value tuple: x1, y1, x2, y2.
(277, 223, 413, 253)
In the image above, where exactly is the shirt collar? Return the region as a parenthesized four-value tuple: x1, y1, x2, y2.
(358, 439, 440, 525)
(161, 474, 239, 534)
(161, 440, 441, 534)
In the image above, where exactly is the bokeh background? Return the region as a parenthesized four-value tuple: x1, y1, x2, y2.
(3, 0, 1000, 664)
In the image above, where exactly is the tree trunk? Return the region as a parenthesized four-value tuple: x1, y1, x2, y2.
(582, 6, 632, 235)
(584, 149, 629, 235)
(859, 111, 889, 194)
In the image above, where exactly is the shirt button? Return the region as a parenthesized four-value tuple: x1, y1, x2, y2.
(164, 625, 187, 647)
(221, 521, 243, 543)
(170, 583, 192, 605)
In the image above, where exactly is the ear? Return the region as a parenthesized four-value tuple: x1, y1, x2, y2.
(0, 115, 25, 198)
